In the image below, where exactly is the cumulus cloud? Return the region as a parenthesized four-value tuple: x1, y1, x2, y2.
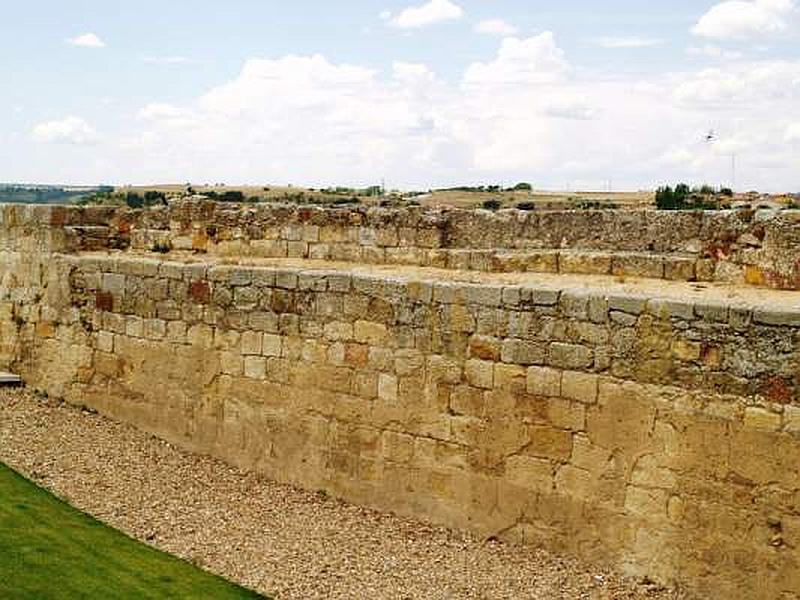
(66, 33, 106, 48)
(389, 0, 463, 28)
(31, 116, 97, 144)
(672, 60, 800, 106)
(104, 29, 800, 191)
(786, 122, 800, 141)
(463, 32, 568, 86)
(593, 36, 664, 48)
(692, 0, 797, 40)
(474, 19, 518, 36)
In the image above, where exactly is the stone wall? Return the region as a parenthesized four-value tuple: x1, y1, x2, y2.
(4, 201, 800, 288)
(3, 202, 800, 598)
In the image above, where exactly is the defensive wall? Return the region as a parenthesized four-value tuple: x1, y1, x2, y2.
(2, 201, 800, 598)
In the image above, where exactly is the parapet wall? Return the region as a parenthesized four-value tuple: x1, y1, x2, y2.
(3, 201, 800, 288)
(3, 202, 800, 598)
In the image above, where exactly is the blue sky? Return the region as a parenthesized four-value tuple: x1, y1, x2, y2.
(2, 0, 799, 191)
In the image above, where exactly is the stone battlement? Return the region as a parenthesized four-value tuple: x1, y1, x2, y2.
(3, 201, 800, 288)
(2, 201, 800, 598)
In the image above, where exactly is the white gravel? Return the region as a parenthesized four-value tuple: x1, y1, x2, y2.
(0, 389, 689, 599)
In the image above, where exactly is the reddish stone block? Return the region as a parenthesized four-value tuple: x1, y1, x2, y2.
(95, 291, 113, 311)
(189, 280, 211, 304)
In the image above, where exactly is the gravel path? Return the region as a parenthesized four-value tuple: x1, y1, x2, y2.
(0, 389, 687, 599)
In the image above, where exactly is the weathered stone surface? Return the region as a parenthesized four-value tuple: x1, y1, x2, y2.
(4, 201, 800, 600)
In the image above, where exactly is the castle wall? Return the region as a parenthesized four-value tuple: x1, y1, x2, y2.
(3, 202, 800, 598)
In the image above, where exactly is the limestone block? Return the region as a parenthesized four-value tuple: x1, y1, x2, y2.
(526, 425, 573, 461)
(368, 347, 393, 371)
(353, 371, 378, 399)
(624, 486, 667, 520)
(427, 355, 462, 384)
(753, 309, 800, 327)
(743, 407, 781, 432)
(449, 385, 484, 417)
(505, 455, 554, 491)
(501, 339, 546, 366)
(97, 331, 114, 353)
(249, 311, 279, 333)
(493, 363, 527, 393)
(287, 241, 309, 258)
(548, 343, 594, 370)
(447, 304, 475, 333)
(648, 298, 694, 321)
(143, 319, 166, 340)
(275, 271, 298, 290)
(220, 351, 243, 376)
(555, 465, 593, 500)
(784, 406, 800, 434)
(694, 303, 729, 323)
(464, 285, 503, 307)
(250, 240, 287, 258)
(262, 334, 282, 357)
(464, 359, 494, 389)
(664, 257, 696, 281)
(526, 366, 561, 397)
(560, 292, 590, 319)
(671, 340, 701, 362)
(570, 435, 611, 472)
(354, 321, 389, 345)
(241, 331, 262, 355)
(548, 399, 586, 431)
(243, 356, 267, 379)
(378, 373, 398, 401)
(559, 252, 612, 276)
(101, 272, 126, 296)
(166, 321, 187, 344)
(187, 323, 214, 349)
(611, 255, 664, 279)
(607, 295, 647, 315)
(561, 371, 598, 404)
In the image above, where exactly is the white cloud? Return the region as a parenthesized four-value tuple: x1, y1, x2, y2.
(686, 44, 744, 60)
(786, 122, 800, 141)
(543, 100, 597, 120)
(593, 36, 664, 48)
(66, 33, 106, 48)
(672, 60, 800, 106)
(463, 32, 568, 86)
(390, 0, 463, 29)
(474, 19, 518, 36)
(692, 0, 797, 40)
(68, 30, 800, 192)
(31, 116, 97, 145)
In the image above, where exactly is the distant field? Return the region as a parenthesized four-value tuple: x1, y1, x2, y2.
(0, 462, 264, 599)
(419, 189, 654, 210)
(117, 184, 655, 209)
(0, 185, 112, 205)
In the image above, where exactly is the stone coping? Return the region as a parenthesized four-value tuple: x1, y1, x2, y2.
(68, 250, 800, 322)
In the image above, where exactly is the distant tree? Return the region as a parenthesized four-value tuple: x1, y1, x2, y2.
(698, 184, 715, 195)
(512, 182, 532, 191)
(143, 191, 167, 206)
(219, 191, 245, 203)
(125, 192, 144, 209)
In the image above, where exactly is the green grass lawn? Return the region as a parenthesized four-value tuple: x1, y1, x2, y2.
(0, 462, 266, 599)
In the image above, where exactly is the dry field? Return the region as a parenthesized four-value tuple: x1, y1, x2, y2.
(116, 184, 656, 210)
